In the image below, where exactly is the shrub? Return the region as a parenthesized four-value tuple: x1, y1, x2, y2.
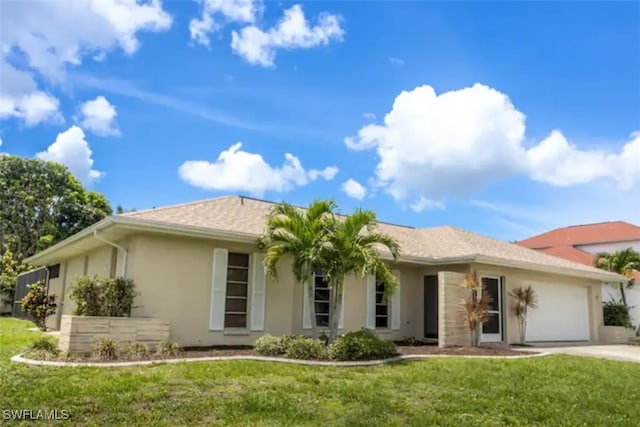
(20, 280, 57, 331)
(284, 337, 326, 360)
(125, 343, 149, 360)
(254, 334, 286, 356)
(25, 337, 59, 360)
(156, 340, 182, 357)
(93, 337, 119, 361)
(603, 301, 632, 327)
(70, 276, 138, 317)
(328, 329, 396, 361)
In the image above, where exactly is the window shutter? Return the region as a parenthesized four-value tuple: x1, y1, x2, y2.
(391, 269, 401, 330)
(366, 274, 376, 329)
(302, 281, 311, 329)
(250, 253, 266, 331)
(209, 248, 228, 331)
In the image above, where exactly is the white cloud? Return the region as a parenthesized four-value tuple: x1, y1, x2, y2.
(363, 112, 376, 121)
(231, 4, 344, 67)
(79, 96, 120, 136)
(341, 179, 367, 200)
(389, 57, 405, 66)
(410, 197, 445, 212)
(309, 166, 338, 181)
(345, 83, 527, 203)
(36, 126, 103, 184)
(190, 0, 261, 46)
(0, 0, 172, 126)
(178, 142, 337, 196)
(346, 83, 640, 209)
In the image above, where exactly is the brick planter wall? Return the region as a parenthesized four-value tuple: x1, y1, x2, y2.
(599, 325, 635, 344)
(58, 315, 170, 354)
(438, 271, 470, 348)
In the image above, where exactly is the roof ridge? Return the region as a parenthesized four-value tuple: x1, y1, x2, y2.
(123, 195, 239, 217)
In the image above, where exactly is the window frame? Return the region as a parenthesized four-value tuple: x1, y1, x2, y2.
(224, 252, 251, 329)
(313, 271, 331, 328)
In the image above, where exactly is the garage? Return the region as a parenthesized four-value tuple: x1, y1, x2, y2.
(526, 282, 591, 342)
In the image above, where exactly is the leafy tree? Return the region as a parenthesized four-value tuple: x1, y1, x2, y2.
(258, 200, 336, 339)
(594, 248, 640, 306)
(320, 209, 400, 342)
(0, 156, 111, 304)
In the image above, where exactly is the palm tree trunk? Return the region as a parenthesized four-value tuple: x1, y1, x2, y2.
(306, 281, 318, 339)
(329, 281, 343, 343)
(620, 283, 628, 306)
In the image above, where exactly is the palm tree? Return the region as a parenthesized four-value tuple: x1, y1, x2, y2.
(258, 200, 337, 339)
(593, 248, 640, 306)
(321, 209, 400, 342)
(509, 286, 538, 344)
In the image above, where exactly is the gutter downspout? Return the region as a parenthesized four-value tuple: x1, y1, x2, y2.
(93, 230, 128, 279)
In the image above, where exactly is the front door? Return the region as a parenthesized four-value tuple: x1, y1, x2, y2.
(481, 276, 503, 343)
(423, 275, 438, 339)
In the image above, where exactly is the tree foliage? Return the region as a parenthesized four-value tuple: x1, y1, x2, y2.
(509, 285, 538, 344)
(459, 272, 491, 347)
(594, 248, 640, 306)
(0, 155, 112, 260)
(259, 200, 400, 342)
(0, 248, 31, 306)
(20, 280, 57, 331)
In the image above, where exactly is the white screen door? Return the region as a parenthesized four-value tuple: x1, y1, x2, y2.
(481, 276, 503, 343)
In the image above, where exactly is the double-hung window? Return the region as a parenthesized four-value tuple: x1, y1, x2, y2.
(375, 281, 389, 328)
(313, 271, 331, 327)
(224, 253, 249, 328)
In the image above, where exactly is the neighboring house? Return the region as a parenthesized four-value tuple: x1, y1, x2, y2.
(24, 196, 621, 347)
(518, 221, 640, 326)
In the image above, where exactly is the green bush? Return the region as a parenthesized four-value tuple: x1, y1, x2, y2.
(25, 336, 60, 360)
(70, 276, 137, 317)
(20, 280, 57, 331)
(328, 329, 396, 361)
(156, 340, 182, 357)
(93, 337, 119, 361)
(603, 301, 632, 327)
(284, 337, 326, 360)
(125, 343, 149, 360)
(254, 334, 302, 356)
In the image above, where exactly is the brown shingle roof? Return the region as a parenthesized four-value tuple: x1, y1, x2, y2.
(518, 221, 640, 249)
(124, 195, 614, 277)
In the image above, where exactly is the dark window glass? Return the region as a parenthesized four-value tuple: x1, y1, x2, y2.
(313, 272, 331, 326)
(482, 277, 500, 310)
(316, 315, 330, 327)
(228, 253, 249, 268)
(483, 313, 500, 334)
(375, 281, 389, 329)
(224, 253, 249, 328)
(224, 314, 247, 328)
(48, 264, 60, 279)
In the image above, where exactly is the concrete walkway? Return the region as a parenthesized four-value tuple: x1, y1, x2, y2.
(524, 345, 640, 363)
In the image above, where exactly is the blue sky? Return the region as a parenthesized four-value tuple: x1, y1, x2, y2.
(1, 0, 639, 241)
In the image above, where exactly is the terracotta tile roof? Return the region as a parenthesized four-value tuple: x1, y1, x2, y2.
(518, 221, 640, 249)
(540, 246, 596, 266)
(124, 195, 614, 277)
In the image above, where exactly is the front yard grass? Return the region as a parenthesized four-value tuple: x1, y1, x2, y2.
(2, 317, 640, 426)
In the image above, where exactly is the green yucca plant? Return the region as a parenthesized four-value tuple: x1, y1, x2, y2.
(510, 286, 538, 344)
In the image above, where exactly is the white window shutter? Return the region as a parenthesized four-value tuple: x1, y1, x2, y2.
(250, 253, 266, 331)
(391, 269, 401, 330)
(302, 281, 312, 329)
(366, 274, 376, 329)
(338, 290, 345, 330)
(209, 248, 228, 331)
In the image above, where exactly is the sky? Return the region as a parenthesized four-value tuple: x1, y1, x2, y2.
(1, 0, 639, 241)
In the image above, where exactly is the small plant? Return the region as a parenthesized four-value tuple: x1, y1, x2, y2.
(284, 337, 326, 360)
(69, 276, 102, 316)
(328, 329, 396, 361)
(93, 337, 119, 361)
(254, 334, 287, 356)
(510, 285, 538, 344)
(20, 280, 57, 331)
(156, 340, 182, 357)
(125, 343, 149, 360)
(25, 336, 59, 360)
(459, 272, 491, 347)
(603, 300, 632, 328)
(69, 276, 138, 317)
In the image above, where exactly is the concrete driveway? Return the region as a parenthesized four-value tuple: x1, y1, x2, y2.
(533, 344, 640, 363)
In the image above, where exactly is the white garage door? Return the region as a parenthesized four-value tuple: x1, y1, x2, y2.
(526, 282, 590, 342)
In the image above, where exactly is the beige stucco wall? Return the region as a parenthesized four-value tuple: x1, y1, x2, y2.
(473, 263, 603, 344)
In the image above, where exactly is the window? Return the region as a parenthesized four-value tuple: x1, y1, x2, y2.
(313, 271, 330, 327)
(48, 264, 60, 279)
(375, 282, 389, 328)
(224, 253, 250, 328)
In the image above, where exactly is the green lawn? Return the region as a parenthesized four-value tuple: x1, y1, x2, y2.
(2, 318, 640, 426)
